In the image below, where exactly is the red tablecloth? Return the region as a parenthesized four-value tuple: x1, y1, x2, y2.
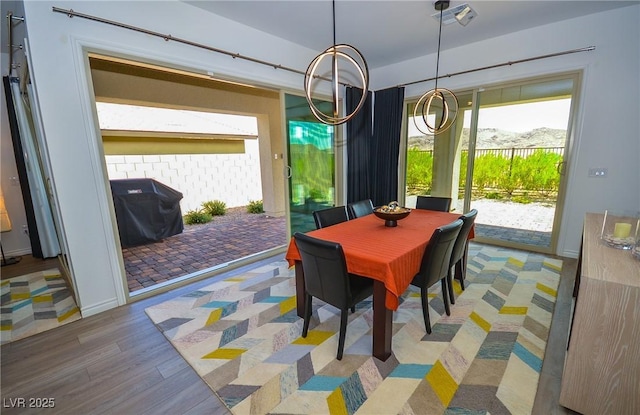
(285, 209, 472, 310)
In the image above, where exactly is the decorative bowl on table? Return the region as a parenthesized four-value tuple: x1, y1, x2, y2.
(373, 202, 411, 227)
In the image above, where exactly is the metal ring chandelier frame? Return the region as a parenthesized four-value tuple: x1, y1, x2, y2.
(414, 0, 459, 135)
(304, 0, 369, 125)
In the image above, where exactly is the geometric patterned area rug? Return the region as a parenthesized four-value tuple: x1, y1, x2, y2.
(145, 244, 562, 414)
(1, 268, 81, 345)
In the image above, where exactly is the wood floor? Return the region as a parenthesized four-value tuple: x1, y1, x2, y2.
(1, 255, 64, 280)
(1, 250, 578, 414)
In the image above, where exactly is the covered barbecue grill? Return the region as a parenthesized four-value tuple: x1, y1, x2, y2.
(110, 178, 184, 247)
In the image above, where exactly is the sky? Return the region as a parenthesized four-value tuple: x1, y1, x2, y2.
(410, 98, 571, 136)
(466, 98, 571, 132)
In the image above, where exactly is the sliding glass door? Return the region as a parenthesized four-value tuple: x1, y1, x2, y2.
(461, 76, 577, 253)
(405, 74, 580, 253)
(285, 94, 336, 235)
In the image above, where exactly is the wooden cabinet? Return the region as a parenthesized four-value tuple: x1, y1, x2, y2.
(559, 212, 640, 414)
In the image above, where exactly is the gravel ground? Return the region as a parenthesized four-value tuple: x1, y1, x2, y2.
(456, 199, 556, 232)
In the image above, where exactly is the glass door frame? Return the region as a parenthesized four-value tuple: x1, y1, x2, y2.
(402, 71, 582, 255)
(283, 92, 345, 236)
(462, 72, 582, 254)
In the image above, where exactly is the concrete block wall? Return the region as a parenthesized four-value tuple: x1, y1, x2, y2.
(105, 141, 262, 212)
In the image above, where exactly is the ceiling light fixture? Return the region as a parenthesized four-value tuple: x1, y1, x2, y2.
(304, 0, 369, 125)
(454, 4, 477, 26)
(430, 3, 477, 26)
(414, 0, 459, 135)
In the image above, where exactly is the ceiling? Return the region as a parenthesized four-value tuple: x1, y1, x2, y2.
(184, 1, 638, 69)
(2, 1, 637, 68)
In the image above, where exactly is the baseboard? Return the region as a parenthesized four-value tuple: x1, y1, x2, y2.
(80, 297, 119, 318)
(561, 249, 580, 259)
(2, 247, 32, 257)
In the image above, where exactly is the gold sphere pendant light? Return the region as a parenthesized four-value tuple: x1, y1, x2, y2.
(304, 0, 369, 125)
(414, 0, 459, 134)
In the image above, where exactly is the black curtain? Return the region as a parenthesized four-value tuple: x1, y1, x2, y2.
(345, 87, 373, 204)
(370, 86, 405, 207)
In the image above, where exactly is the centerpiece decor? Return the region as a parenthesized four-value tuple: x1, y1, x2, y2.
(373, 201, 411, 227)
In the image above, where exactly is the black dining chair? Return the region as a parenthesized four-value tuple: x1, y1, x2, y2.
(293, 232, 374, 360)
(415, 196, 452, 212)
(410, 219, 463, 333)
(313, 206, 349, 229)
(447, 209, 478, 304)
(347, 199, 374, 219)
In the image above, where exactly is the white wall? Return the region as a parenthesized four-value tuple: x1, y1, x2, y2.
(17, 1, 640, 315)
(373, 5, 640, 258)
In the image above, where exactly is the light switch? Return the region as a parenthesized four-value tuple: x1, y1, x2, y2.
(588, 168, 607, 178)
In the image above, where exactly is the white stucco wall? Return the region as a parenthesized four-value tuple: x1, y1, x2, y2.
(17, 1, 640, 316)
(105, 141, 262, 211)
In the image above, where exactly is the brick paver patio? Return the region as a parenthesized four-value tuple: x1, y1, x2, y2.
(122, 208, 287, 292)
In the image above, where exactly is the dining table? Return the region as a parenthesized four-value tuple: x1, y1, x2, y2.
(285, 208, 473, 361)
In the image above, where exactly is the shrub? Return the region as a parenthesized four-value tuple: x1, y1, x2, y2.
(408, 147, 562, 202)
(183, 209, 212, 225)
(466, 149, 561, 198)
(472, 153, 511, 191)
(485, 192, 503, 200)
(519, 150, 562, 194)
(511, 195, 532, 204)
(308, 188, 324, 201)
(247, 200, 264, 214)
(202, 200, 226, 216)
(458, 151, 468, 188)
(406, 148, 433, 195)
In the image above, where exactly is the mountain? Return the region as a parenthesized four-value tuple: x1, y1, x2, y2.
(407, 127, 567, 150)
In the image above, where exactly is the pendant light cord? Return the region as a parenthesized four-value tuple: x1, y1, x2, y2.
(332, 0, 337, 47)
(331, 0, 338, 118)
(434, 6, 444, 91)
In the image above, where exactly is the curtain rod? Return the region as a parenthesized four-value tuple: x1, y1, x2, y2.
(51, 6, 307, 77)
(52, 7, 594, 90)
(398, 46, 595, 88)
